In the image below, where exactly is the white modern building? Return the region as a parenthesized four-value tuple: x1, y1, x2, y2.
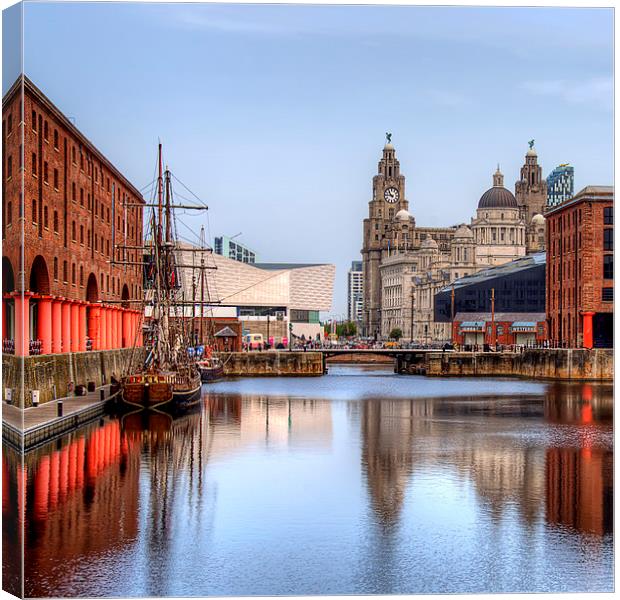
(347, 261, 364, 324)
(173, 246, 335, 343)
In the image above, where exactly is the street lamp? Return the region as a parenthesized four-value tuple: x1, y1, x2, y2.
(289, 321, 293, 352)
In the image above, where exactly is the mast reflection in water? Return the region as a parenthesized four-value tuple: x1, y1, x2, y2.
(2, 367, 613, 597)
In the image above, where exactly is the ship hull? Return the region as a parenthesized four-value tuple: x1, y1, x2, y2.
(199, 364, 224, 383)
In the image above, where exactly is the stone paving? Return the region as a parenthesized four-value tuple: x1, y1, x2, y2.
(2, 384, 114, 432)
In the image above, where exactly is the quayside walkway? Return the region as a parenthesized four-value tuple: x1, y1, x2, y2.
(2, 384, 117, 450)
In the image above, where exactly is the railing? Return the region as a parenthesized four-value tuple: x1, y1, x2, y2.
(2, 339, 15, 354)
(29, 339, 42, 355)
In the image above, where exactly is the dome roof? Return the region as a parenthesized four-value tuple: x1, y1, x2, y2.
(531, 213, 545, 224)
(478, 186, 517, 209)
(421, 237, 439, 250)
(454, 224, 474, 239)
(395, 209, 411, 221)
(526, 147, 537, 157)
(384, 142, 394, 151)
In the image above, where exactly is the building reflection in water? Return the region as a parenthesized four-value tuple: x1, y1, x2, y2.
(1, 381, 612, 597)
(359, 383, 612, 536)
(544, 383, 613, 535)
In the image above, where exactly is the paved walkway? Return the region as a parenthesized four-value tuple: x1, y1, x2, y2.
(2, 384, 115, 433)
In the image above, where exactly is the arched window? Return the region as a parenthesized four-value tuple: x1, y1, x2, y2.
(53, 257, 58, 280)
(53, 210, 59, 233)
(72, 221, 76, 241)
(43, 205, 48, 228)
(63, 260, 68, 282)
(80, 225, 84, 244)
(53, 129, 59, 149)
(71, 263, 76, 284)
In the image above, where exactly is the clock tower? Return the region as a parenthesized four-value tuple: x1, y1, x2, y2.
(361, 136, 409, 337)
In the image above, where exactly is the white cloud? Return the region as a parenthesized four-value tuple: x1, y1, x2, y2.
(520, 77, 612, 110)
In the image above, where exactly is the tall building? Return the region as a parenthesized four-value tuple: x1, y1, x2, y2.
(546, 164, 574, 208)
(361, 137, 456, 337)
(546, 185, 613, 348)
(214, 235, 258, 264)
(2, 75, 144, 359)
(347, 261, 363, 324)
(515, 143, 548, 253)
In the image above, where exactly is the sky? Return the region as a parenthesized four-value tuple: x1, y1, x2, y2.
(5, 2, 614, 316)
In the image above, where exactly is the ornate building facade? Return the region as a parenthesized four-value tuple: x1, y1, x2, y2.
(362, 138, 545, 341)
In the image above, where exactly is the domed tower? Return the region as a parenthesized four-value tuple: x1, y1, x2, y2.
(361, 134, 410, 336)
(471, 166, 526, 267)
(450, 224, 476, 280)
(527, 213, 546, 252)
(515, 142, 548, 252)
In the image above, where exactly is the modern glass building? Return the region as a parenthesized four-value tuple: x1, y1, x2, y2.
(348, 261, 364, 324)
(546, 165, 574, 208)
(434, 252, 546, 322)
(214, 236, 258, 264)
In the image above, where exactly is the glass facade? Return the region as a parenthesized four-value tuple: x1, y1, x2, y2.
(214, 236, 258, 264)
(546, 165, 574, 208)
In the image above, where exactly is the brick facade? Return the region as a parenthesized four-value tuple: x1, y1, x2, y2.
(2, 75, 144, 355)
(546, 186, 613, 348)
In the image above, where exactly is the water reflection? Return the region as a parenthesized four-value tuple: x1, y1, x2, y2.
(2, 371, 613, 597)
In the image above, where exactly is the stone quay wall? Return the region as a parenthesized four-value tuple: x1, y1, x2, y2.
(420, 348, 613, 381)
(220, 351, 325, 377)
(3, 348, 142, 407)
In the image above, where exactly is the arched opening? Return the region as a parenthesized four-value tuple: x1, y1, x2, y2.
(121, 284, 131, 347)
(27, 256, 52, 354)
(86, 273, 98, 302)
(29, 255, 50, 294)
(2, 257, 16, 350)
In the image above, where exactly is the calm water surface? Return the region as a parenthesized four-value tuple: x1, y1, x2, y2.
(3, 366, 613, 597)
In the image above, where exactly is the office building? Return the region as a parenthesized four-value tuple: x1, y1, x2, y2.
(347, 261, 364, 324)
(546, 164, 574, 209)
(214, 236, 258, 264)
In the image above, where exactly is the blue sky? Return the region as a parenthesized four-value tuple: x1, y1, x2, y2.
(7, 2, 614, 316)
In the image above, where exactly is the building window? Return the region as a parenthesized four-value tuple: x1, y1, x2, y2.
(602, 287, 613, 302)
(88, 230, 91, 248)
(63, 260, 68, 282)
(72, 146, 76, 164)
(80, 266, 84, 286)
(72, 221, 76, 241)
(603, 206, 613, 225)
(7, 114, 12, 134)
(71, 263, 76, 285)
(53, 210, 59, 233)
(6, 201, 12, 226)
(43, 206, 48, 229)
(6, 155, 12, 179)
(603, 255, 613, 279)
(80, 225, 84, 244)
(53, 257, 58, 280)
(31, 152, 37, 176)
(44, 121, 49, 141)
(32, 199, 37, 224)
(32, 110, 36, 131)
(53, 129, 59, 149)
(43, 161, 48, 183)
(80, 188, 84, 206)
(53, 168, 59, 190)
(604, 228, 613, 251)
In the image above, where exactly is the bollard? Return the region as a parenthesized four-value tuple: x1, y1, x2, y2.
(100, 388, 105, 401)
(57, 400, 63, 417)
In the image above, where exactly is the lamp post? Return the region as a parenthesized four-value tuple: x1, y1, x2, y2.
(288, 321, 293, 352)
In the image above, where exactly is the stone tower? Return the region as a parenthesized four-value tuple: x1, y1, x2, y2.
(515, 143, 548, 253)
(361, 137, 408, 337)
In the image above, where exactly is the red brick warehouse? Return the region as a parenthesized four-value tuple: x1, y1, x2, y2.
(546, 186, 613, 349)
(2, 76, 144, 356)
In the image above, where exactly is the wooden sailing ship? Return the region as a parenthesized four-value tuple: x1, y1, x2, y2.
(119, 144, 203, 410)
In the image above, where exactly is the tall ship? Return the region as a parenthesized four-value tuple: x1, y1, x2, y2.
(120, 144, 203, 410)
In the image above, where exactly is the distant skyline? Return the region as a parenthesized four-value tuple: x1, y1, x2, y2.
(4, 2, 613, 316)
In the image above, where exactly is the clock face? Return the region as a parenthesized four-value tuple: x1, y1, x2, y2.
(384, 187, 399, 203)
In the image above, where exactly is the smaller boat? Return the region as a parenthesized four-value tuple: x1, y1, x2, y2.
(197, 355, 224, 383)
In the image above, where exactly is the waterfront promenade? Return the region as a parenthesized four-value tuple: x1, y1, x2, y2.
(2, 383, 116, 449)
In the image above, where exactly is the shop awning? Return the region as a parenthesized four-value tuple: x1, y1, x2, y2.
(459, 321, 485, 331)
(511, 321, 537, 332)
